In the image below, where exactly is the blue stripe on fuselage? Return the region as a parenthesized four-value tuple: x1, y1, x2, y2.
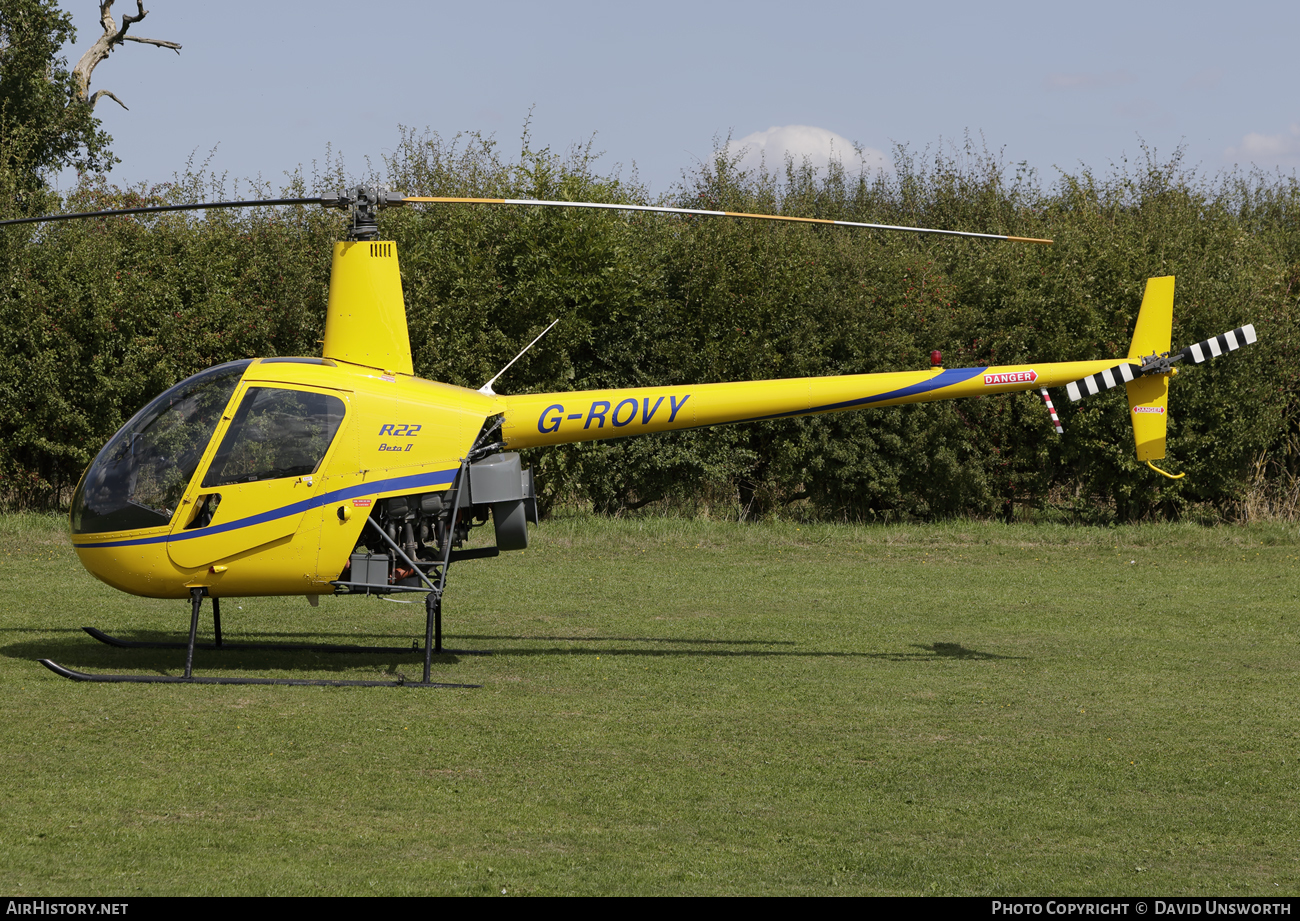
(72, 466, 459, 549)
(735, 366, 987, 424)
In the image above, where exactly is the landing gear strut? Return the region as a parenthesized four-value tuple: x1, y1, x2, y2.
(38, 586, 479, 688)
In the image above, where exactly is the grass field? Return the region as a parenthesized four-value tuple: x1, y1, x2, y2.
(1, 512, 1297, 896)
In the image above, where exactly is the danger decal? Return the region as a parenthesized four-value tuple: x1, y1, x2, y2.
(983, 370, 1038, 386)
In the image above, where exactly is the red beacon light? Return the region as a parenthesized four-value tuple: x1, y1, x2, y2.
(930, 350, 943, 367)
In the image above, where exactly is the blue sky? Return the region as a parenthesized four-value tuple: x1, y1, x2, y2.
(55, 0, 1300, 198)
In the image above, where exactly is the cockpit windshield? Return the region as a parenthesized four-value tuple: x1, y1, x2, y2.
(70, 361, 251, 534)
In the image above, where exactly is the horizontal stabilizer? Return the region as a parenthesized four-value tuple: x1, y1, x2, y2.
(1179, 325, 1256, 364)
(1066, 362, 1138, 402)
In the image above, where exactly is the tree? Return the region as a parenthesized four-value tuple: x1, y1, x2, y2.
(0, 0, 114, 188)
(72, 1, 180, 112)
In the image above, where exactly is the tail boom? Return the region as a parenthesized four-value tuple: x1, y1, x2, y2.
(501, 359, 1137, 450)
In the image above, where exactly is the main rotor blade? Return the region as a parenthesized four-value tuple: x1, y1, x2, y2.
(0, 190, 1054, 245)
(0, 197, 320, 228)
(401, 196, 1053, 244)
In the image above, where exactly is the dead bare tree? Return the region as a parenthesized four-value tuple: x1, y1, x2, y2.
(72, 1, 180, 111)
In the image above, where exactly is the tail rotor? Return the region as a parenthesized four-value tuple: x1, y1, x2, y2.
(1058, 277, 1257, 477)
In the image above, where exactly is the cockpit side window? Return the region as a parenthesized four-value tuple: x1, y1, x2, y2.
(201, 388, 345, 487)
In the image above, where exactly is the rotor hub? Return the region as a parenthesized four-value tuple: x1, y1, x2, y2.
(1138, 350, 1179, 376)
(320, 186, 407, 240)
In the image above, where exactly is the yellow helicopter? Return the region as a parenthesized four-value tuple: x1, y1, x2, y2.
(1, 187, 1257, 687)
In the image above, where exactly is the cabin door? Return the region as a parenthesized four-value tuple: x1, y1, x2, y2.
(167, 385, 349, 571)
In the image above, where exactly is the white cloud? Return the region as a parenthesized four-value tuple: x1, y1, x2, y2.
(724, 125, 890, 177)
(1225, 124, 1300, 168)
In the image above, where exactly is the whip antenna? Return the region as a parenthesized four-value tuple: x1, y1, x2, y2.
(479, 318, 561, 395)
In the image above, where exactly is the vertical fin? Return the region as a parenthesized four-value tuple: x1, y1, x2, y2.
(1125, 277, 1175, 461)
(1127, 276, 1175, 361)
(1125, 374, 1169, 461)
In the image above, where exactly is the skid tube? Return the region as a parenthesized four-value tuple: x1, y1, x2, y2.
(37, 658, 475, 688)
(40, 588, 481, 688)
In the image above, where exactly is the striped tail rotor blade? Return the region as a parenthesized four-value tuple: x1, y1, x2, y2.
(1179, 324, 1257, 364)
(1065, 362, 1139, 402)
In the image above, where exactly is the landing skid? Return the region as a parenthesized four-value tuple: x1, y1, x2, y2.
(80, 626, 474, 656)
(42, 588, 483, 688)
(37, 658, 475, 688)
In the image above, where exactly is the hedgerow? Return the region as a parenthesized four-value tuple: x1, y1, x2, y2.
(1, 130, 1296, 522)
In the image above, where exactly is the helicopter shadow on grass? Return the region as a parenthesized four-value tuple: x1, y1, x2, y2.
(443, 634, 1023, 662)
(0, 611, 1022, 674)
